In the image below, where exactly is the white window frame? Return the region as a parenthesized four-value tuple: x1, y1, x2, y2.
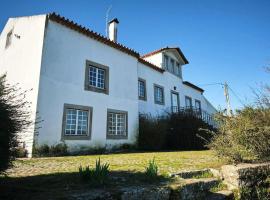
(62, 104, 92, 140)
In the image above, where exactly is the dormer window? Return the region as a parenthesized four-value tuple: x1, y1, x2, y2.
(163, 54, 182, 78)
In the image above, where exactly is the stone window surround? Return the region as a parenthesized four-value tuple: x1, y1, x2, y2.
(138, 78, 147, 101)
(61, 104, 93, 140)
(154, 84, 165, 105)
(106, 109, 128, 140)
(84, 60, 109, 94)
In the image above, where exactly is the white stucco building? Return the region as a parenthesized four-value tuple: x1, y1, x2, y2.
(0, 13, 216, 156)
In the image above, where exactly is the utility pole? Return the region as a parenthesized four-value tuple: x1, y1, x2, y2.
(224, 82, 232, 116)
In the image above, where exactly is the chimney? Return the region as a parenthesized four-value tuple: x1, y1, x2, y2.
(108, 18, 119, 42)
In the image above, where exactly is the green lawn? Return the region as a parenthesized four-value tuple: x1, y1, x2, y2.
(1, 150, 225, 199)
(7, 150, 224, 177)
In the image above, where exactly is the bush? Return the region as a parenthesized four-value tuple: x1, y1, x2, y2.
(207, 107, 270, 163)
(79, 158, 110, 186)
(138, 115, 167, 150)
(0, 74, 32, 173)
(138, 112, 216, 151)
(145, 158, 158, 180)
(33, 143, 68, 157)
(15, 147, 28, 158)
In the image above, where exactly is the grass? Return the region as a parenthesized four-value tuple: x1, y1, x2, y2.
(1, 150, 225, 199)
(6, 150, 224, 177)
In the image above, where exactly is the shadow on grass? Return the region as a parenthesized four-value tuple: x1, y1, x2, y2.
(0, 170, 170, 200)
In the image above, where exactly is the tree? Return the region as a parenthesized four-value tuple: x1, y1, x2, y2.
(0, 74, 32, 173)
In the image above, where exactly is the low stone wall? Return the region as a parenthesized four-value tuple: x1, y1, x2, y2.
(221, 162, 270, 190)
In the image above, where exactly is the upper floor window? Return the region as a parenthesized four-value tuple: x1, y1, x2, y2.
(62, 104, 92, 140)
(154, 84, 165, 105)
(85, 60, 109, 94)
(5, 29, 13, 48)
(164, 55, 169, 70)
(175, 62, 182, 78)
(163, 54, 182, 78)
(185, 96, 192, 108)
(138, 78, 147, 100)
(195, 100, 201, 111)
(107, 109, 128, 139)
(169, 58, 175, 73)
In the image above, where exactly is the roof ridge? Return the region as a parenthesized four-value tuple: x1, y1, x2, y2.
(141, 46, 189, 64)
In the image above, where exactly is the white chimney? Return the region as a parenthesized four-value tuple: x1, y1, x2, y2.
(108, 18, 119, 42)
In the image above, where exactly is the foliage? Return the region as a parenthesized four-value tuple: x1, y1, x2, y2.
(78, 158, 110, 186)
(138, 112, 216, 151)
(192, 171, 214, 179)
(33, 143, 68, 157)
(207, 106, 270, 163)
(15, 146, 28, 158)
(0, 74, 32, 173)
(145, 158, 158, 180)
(138, 114, 168, 150)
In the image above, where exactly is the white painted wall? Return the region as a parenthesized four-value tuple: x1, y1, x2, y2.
(138, 62, 216, 116)
(143, 52, 163, 68)
(36, 20, 139, 151)
(0, 15, 47, 156)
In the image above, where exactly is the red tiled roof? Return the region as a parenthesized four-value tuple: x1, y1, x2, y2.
(47, 13, 140, 58)
(141, 47, 189, 64)
(183, 81, 204, 93)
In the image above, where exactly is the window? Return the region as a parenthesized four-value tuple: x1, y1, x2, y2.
(164, 55, 169, 70)
(185, 96, 192, 108)
(107, 109, 128, 139)
(85, 60, 109, 94)
(138, 78, 147, 100)
(169, 58, 175, 73)
(195, 100, 201, 111)
(62, 104, 92, 140)
(154, 84, 165, 105)
(5, 29, 13, 48)
(89, 66, 105, 89)
(175, 62, 182, 78)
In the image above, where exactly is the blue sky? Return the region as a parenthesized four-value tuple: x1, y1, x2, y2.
(1, 0, 270, 110)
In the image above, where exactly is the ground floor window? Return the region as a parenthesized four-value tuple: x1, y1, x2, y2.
(107, 109, 128, 139)
(62, 104, 92, 140)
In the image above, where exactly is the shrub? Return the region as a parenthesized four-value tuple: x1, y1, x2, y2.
(207, 107, 270, 163)
(138, 112, 216, 151)
(79, 158, 110, 186)
(15, 147, 28, 158)
(167, 112, 215, 150)
(33, 143, 67, 157)
(49, 143, 68, 156)
(145, 158, 158, 180)
(0, 74, 32, 173)
(138, 114, 167, 150)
